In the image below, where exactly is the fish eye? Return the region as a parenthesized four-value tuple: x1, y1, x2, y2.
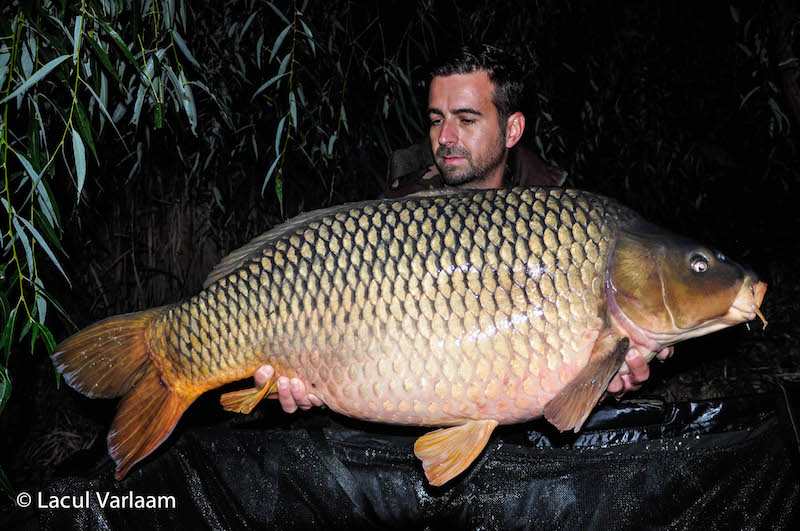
(690, 254, 709, 273)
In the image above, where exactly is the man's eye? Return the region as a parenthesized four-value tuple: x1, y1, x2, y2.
(461, 119, 475, 124)
(429, 118, 442, 126)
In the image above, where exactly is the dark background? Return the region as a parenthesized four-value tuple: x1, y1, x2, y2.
(1, 0, 798, 505)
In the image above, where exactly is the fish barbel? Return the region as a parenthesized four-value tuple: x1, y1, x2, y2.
(53, 187, 767, 485)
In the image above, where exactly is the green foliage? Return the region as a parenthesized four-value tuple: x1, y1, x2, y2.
(203, 0, 436, 209)
(0, 0, 436, 496)
(731, 4, 795, 143)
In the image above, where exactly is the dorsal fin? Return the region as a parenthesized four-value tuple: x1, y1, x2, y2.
(203, 203, 356, 288)
(406, 187, 466, 199)
(203, 195, 431, 288)
(203, 188, 475, 288)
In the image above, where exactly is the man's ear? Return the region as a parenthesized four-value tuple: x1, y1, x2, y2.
(505, 112, 525, 149)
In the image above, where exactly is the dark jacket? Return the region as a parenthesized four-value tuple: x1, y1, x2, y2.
(384, 142, 567, 198)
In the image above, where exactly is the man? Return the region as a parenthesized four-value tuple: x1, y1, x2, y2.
(384, 44, 565, 197)
(255, 44, 672, 414)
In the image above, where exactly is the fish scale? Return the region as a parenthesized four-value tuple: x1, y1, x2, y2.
(145, 188, 620, 426)
(53, 185, 766, 484)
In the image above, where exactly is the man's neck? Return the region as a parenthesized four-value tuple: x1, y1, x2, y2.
(461, 173, 501, 190)
(455, 161, 506, 190)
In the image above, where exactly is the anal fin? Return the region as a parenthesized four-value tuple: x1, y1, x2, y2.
(220, 378, 277, 414)
(413, 419, 498, 486)
(544, 335, 630, 433)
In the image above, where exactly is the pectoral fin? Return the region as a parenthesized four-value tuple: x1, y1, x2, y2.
(544, 335, 630, 432)
(413, 419, 498, 486)
(220, 379, 277, 414)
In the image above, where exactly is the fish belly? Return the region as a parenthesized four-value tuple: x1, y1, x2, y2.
(153, 188, 628, 427)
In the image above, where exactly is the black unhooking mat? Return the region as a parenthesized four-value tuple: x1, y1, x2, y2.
(9, 388, 800, 530)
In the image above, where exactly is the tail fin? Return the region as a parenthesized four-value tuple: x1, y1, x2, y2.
(52, 308, 199, 479)
(107, 361, 197, 478)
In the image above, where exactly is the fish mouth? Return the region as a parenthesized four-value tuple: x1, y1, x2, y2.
(722, 278, 768, 327)
(606, 276, 768, 352)
(658, 277, 768, 344)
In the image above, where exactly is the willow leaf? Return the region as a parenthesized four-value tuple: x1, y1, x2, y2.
(12, 151, 56, 226)
(270, 25, 291, 63)
(1, 308, 17, 357)
(11, 217, 34, 276)
(277, 52, 291, 79)
(85, 34, 122, 87)
(0, 365, 11, 419)
(299, 19, 315, 56)
(15, 216, 69, 284)
(240, 11, 259, 43)
(276, 176, 284, 218)
(72, 15, 83, 63)
(74, 101, 99, 163)
(0, 55, 70, 104)
(0, 49, 10, 89)
(81, 78, 124, 142)
(266, 2, 291, 26)
(179, 69, 198, 135)
(35, 322, 56, 354)
(172, 30, 201, 70)
(262, 156, 280, 195)
(252, 72, 288, 100)
(33, 210, 65, 254)
(34, 278, 47, 325)
(95, 17, 143, 74)
(275, 115, 286, 156)
(255, 33, 264, 69)
(71, 128, 86, 199)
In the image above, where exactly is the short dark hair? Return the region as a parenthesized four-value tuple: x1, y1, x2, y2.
(427, 44, 525, 127)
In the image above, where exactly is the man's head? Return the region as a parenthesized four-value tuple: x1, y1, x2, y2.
(426, 44, 526, 188)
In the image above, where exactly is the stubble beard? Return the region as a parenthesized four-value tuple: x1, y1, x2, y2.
(434, 133, 507, 187)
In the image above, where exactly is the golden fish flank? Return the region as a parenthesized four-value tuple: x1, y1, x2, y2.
(52, 187, 767, 486)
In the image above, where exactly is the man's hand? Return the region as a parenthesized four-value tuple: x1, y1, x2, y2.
(254, 365, 323, 413)
(602, 346, 674, 401)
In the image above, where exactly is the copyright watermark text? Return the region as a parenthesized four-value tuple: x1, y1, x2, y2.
(16, 490, 176, 510)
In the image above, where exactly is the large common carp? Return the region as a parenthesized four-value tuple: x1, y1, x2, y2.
(53, 187, 766, 486)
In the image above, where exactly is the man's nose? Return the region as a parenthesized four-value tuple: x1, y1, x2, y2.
(438, 119, 457, 146)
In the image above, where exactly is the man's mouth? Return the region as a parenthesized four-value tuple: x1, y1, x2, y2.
(436, 146, 470, 166)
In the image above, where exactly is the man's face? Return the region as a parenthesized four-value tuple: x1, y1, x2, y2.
(428, 71, 507, 188)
